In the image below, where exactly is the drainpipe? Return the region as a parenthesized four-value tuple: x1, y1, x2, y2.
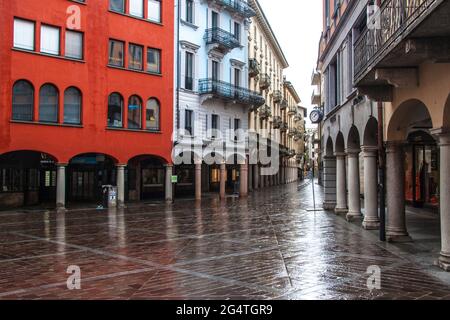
(176, 0, 181, 132)
(376, 0, 386, 242)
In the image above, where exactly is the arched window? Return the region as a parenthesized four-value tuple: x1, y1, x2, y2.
(39, 84, 59, 123)
(128, 95, 142, 129)
(64, 87, 82, 125)
(107, 93, 123, 127)
(146, 98, 160, 131)
(12, 80, 34, 121)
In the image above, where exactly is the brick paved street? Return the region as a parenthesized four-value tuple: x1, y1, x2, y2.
(1, 182, 450, 300)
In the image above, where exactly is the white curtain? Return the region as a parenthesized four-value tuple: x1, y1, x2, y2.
(65, 30, 83, 59)
(148, 0, 161, 22)
(40, 25, 60, 55)
(130, 0, 144, 17)
(14, 19, 35, 50)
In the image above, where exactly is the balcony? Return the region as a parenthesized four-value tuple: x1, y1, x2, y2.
(249, 58, 261, 78)
(311, 88, 320, 105)
(259, 105, 272, 120)
(280, 122, 288, 133)
(204, 28, 241, 54)
(259, 74, 271, 90)
(272, 116, 282, 129)
(207, 0, 256, 18)
(354, 0, 449, 91)
(198, 79, 265, 107)
(273, 90, 282, 103)
(288, 106, 297, 115)
(311, 70, 320, 86)
(294, 114, 302, 122)
(280, 99, 288, 110)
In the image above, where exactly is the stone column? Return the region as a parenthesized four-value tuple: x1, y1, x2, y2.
(116, 164, 126, 208)
(362, 146, 380, 229)
(165, 164, 173, 203)
(56, 164, 67, 211)
(253, 165, 259, 190)
(438, 133, 450, 271)
(195, 162, 202, 201)
(386, 142, 411, 242)
(346, 149, 362, 221)
(335, 152, 348, 214)
(240, 162, 248, 197)
(323, 155, 337, 210)
(220, 162, 226, 199)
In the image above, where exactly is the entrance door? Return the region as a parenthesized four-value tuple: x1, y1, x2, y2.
(70, 169, 96, 201)
(141, 167, 164, 199)
(39, 166, 56, 202)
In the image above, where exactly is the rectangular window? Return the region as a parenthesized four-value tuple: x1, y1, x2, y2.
(65, 30, 83, 59)
(234, 22, 241, 42)
(211, 11, 218, 28)
(148, 0, 161, 23)
(211, 114, 219, 139)
(186, 0, 194, 23)
(234, 118, 241, 141)
(40, 25, 60, 55)
(129, 44, 143, 70)
(110, 0, 125, 13)
(130, 0, 144, 17)
(147, 48, 161, 74)
(108, 40, 124, 67)
(185, 110, 193, 136)
(185, 52, 193, 90)
(212, 60, 219, 81)
(13, 19, 35, 51)
(234, 68, 241, 87)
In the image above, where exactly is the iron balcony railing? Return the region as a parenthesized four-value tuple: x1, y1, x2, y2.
(272, 116, 282, 129)
(273, 90, 282, 103)
(259, 74, 271, 90)
(198, 79, 265, 107)
(204, 27, 241, 51)
(249, 58, 261, 78)
(280, 99, 288, 110)
(259, 105, 272, 120)
(280, 122, 288, 132)
(207, 0, 256, 18)
(354, 0, 437, 83)
(288, 106, 297, 115)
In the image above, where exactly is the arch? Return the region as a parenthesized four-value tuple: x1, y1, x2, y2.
(68, 152, 119, 164)
(128, 95, 142, 129)
(363, 117, 378, 147)
(12, 80, 34, 121)
(127, 154, 166, 201)
(347, 126, 361, 151)
(387, 99, 433, 141)
(226, 152, 247, 165)
(146, 97, 160, 131)
(0, 150, 58, 163)
(64, 86, 82, 125)
(444, 92, 450, 130)
(107, 92, 124, 128)
(39, 83, 59, 123)
(325, 136, 334, 156)
(128, 154, 168, 165)
(335, 132, 345, 153)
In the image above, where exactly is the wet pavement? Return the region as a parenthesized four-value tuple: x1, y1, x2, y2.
(1, 181, 450, 300)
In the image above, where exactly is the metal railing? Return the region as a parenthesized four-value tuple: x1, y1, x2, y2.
(198, 79, 265, 107)
(273, 90, 282, 103)
(204, 27, 241, 51)
(259, 74, 271, 90)
(280, 99, 288, 110)
(207, 0, 256, 18)
(354, 0, 436, 82)
(249, 58, 261, 77)
(272, 116, 282, 129)
(259, 105, 272, 120)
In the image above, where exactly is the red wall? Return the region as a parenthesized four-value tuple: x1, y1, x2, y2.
(0, 0, 174, 164)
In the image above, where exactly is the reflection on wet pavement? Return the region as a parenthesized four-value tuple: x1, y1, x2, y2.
(0, 182, 449, 300)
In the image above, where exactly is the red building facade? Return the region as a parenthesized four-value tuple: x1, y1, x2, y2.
(0, 0, 174, 209)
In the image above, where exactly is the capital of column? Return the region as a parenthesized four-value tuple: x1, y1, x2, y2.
(164, 164, 174, 168)
(361, 145, 378, 155)
(438, 133, 450, 147)
(334, 152, 346, 159)
(56, 163, 68, 168)
(386, 141, 406, 153)
(345, 148, 360, 157)
(116, 164, 127, 168)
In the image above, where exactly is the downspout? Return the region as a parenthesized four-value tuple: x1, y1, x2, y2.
(176, 0, 181, 133)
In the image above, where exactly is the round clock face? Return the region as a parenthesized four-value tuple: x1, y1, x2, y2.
(310, 110, 322, 123)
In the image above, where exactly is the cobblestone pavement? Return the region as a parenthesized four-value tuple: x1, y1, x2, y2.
(1, 181, 450, 300)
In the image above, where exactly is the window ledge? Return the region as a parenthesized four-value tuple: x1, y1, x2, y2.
(12, 48, 85, 63)
(181, 20, 199, 30)
(106, 127, 162, 134)
(107, 64, 162, 77)
(10, 120, 83, 128)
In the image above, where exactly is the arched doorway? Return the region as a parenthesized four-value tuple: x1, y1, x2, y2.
(128, 155, 166, 201)
(0, 150, 57, 209)
(405, 131, 439, 209)
(68, 153, 118, 203)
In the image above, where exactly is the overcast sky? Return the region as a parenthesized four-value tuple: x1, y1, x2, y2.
(258, 0, 322, 126)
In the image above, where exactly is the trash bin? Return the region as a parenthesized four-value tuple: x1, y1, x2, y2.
(102, 185, 117, 208)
